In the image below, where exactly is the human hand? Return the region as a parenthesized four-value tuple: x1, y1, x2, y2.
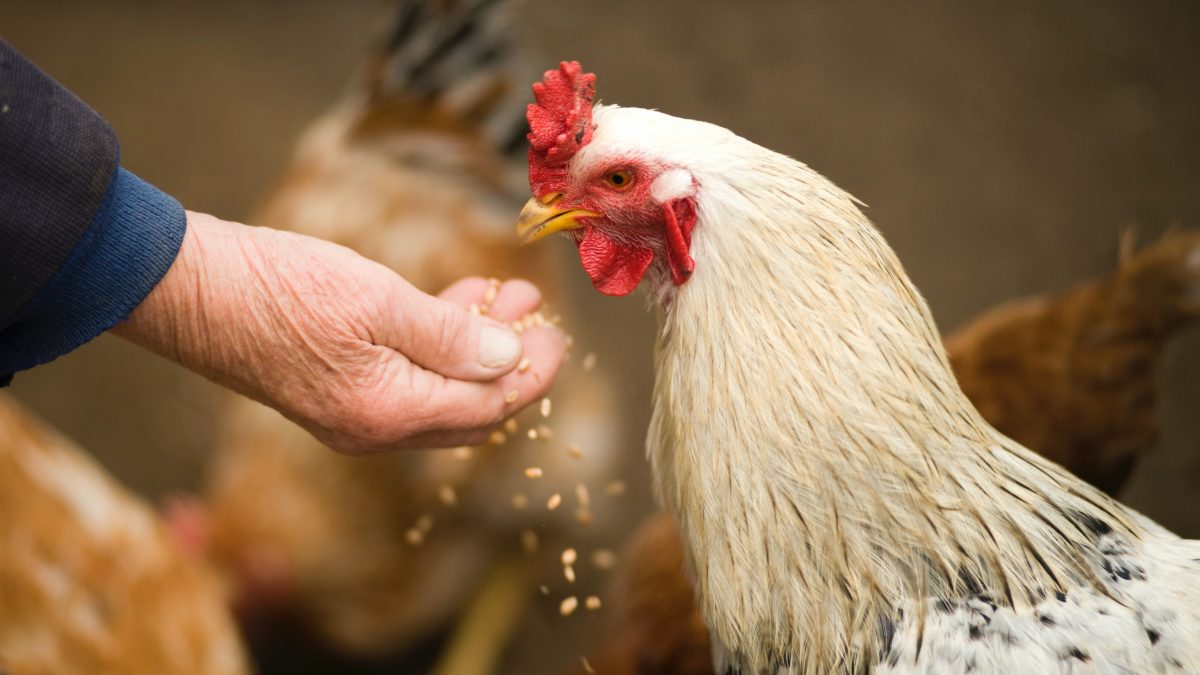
(113, 211, 567, 453)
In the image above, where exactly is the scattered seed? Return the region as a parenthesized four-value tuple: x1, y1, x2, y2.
(575, 484, 591, 508)
(539, 585, 550, 595)
(504, 418, 519, 434)
(585, 596, 601, 610)
(405, 528, 424, 546)
(605, 480, 627, 496)
(452, 446, 472, 461)
(562, 548, 578, 566)
(520, 529, 538, 554)
(564, 565, 576, 583)
(505, 389, 519, 404)
(535, 424, 555, 441)
(592, 549, 617, 570)
(511, 493, 529, 510)
(438, 485, 457, 507)
(581, 657, 595, 674)
(527, 428, 539, 440)
(582, 352, 597, 371)
(567, 445, 584, 460)
(574, 508, 593, 526)
(517, 357, 532, 373)
(540, 398, 552, 417)
(547, 493, 562, 510)
(525, 467, 543, 479)
(489, 430, 507, 445)
(560, 596, 578, 616)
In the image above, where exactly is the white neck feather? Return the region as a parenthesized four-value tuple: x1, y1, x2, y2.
(645, 148, 1140, 673)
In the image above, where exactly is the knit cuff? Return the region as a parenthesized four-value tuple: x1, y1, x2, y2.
(0, 168, 186, 385)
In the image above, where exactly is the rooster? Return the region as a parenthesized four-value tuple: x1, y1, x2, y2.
(518, 62, 1200, 674)
(578, 231, 1200, 675)
(0, 393, 248, 675)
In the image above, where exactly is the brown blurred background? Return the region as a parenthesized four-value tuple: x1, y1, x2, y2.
(3, 0, 1200, 616)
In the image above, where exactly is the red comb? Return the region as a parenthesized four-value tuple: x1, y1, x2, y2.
(526, 61, 596, 196)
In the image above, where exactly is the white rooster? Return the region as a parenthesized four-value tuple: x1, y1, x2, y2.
(517, 62, 1200, 674)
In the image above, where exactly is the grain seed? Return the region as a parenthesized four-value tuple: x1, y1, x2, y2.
(559, 596, 578, 616)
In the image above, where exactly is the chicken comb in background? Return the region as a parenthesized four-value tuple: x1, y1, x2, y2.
(527, 61, 596, 195)
(193, 1, 631, 673)
(575, 229, 1200, 675)
(0, 394, 248, 675)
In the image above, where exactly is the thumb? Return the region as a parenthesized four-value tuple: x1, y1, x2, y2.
(383, 282, 523, 382)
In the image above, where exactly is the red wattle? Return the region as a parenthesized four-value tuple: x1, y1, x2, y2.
(663, 199, 697, 286)
(577, 228, 654, 296)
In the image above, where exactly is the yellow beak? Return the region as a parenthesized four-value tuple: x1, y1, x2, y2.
(516, 193, 600, 245)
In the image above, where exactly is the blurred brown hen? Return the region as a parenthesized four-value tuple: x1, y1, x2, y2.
(191, 0, 626, 667)
(580, 230, 1200, 675)
(0, 394, 249, 675)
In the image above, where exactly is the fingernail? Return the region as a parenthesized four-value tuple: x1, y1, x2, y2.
(479, 325, 521, 368)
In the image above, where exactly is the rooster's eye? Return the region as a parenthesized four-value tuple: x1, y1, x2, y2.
(605, 170, 634, 190)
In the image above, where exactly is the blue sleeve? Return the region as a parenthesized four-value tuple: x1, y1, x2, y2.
(0, 41, 186, 385)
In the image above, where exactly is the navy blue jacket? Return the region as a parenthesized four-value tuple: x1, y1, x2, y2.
(0, 40, 186, 385)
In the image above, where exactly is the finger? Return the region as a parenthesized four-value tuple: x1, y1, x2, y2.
(380, 324, 568, 450)
(485, 279, 543, 321)
(384, 281, 526, 382)
(437, 277, 490, 307)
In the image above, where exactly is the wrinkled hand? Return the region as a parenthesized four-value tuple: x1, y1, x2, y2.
(113, 211, 566, 453)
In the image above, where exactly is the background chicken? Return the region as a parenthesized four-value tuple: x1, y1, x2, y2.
(578, 230, 1200, 675)
(522, 63, 1200, 673)
(189, 2, 631, 671)
(0, 394, 248, 675)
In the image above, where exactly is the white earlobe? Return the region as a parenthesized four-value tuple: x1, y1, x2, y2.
(650, 168, 696, 203)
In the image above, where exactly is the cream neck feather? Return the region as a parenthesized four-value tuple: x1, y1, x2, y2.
(645, 145, 1142, 673)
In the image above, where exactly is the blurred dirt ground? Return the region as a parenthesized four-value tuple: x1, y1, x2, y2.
(3, 0, 1200, 672)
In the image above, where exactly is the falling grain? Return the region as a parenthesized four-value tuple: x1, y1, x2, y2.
(562, 548, 578, 566)
(527, 428, 539, 440)
(559, 596, 579, 616)
(520, 529, 538, 554)
(511, 493, 529, 510)
(405, 529, 424, 546)
(489, 430, 507, 445)
(581, 657, 595, 674)
(453, 446, 473, 461)
(585, 596, 601, 610)
(539, 585, 550, 595)
(535, 424, 555, 441)
(415, 514, 435, 533)
(605, 480, 626, 496)
(540, 398, 552, 417)
(524, 467, 543, 479)
(574, 508, 593, 526)
(582, 352, 597, 371)
(592, 549, 617, 570)
(504, 418, 519, 434)
(567, 444, 584, 460)
(564, 565, 576, 583)
(547, 493, 562, 510)
(575, 484, 591, 508)
(438, 485, 457, 507)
